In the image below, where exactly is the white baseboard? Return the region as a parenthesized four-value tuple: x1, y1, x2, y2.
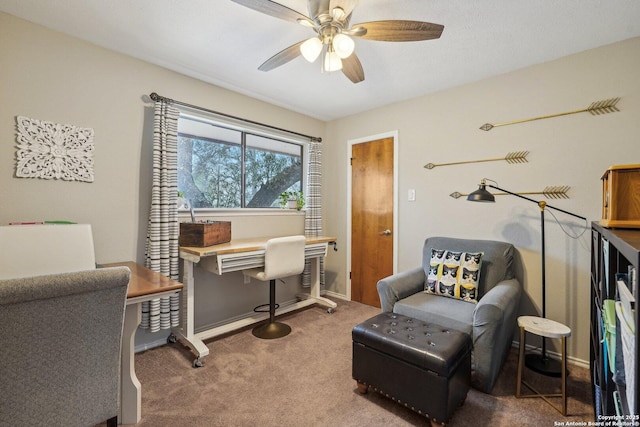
(324, 289, 350, 301)
(511, 340, 589, 369)
(136, 314, 589, 370)
(135, 292, 349, 353)
(135, 334, 171, 353)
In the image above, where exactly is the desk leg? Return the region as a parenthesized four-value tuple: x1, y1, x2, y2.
(173, 258, 209, 366)
(120, 303, 141, 425)
(296, 255, 337, 312)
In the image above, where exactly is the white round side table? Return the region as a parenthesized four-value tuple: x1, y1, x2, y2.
(516, 316, 572, 416)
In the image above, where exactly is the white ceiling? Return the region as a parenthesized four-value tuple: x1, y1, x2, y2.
(2, 0, 640, 121)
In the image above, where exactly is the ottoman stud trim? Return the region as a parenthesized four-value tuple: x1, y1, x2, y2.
(375, 387, 434, 420)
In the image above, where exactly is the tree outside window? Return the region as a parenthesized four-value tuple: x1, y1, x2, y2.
(177, 117, 303, 208)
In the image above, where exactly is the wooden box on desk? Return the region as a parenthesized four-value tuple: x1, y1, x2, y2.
(601, 164, 640, 229)
(179, 221, 231, 247)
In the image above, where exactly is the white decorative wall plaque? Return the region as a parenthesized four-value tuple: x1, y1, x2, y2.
(15, 116, 95, 182)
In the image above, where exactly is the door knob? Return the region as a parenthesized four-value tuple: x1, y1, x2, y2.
(379, 229, 392, 236)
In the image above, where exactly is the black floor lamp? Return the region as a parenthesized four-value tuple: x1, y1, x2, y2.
(467, 178, 586, 377)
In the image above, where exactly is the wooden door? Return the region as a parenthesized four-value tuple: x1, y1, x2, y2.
(351, 137, 394, 307)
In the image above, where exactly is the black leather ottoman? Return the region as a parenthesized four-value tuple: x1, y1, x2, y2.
(352, 313, 472, 426)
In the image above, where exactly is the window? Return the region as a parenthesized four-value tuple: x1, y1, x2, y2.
(177, 115, 304, 209)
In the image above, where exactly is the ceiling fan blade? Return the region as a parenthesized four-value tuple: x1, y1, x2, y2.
(329, 0, 359, 19)
(307, 0, 331, 21)
(352, 20, 444, 42)
(258, 40, 305, 72)
(231, 0, 314, 26)
(342, 53, 365, 83)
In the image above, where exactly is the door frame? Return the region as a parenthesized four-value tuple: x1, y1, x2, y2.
(346, 130, 399, 301)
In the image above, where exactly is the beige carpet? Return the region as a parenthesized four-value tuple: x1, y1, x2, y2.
(130, 298, 594, 426)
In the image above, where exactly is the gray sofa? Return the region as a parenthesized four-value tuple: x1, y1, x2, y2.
(0, 267, 130, 427)
(377, 236, 522, 393)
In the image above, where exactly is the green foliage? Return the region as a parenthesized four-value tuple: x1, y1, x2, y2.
(178, 134, 302, 209)
(279, 191, 305, 210)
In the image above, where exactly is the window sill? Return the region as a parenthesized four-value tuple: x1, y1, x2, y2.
(177, 208, 305, 219)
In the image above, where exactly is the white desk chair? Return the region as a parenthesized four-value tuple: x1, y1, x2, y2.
(243, 235, 306, 339)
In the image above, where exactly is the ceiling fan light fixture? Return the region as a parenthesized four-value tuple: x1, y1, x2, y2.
(300, 37, 323, 62)
(324, 50, 342, 72)
(332, 33, 355, 58)
(331, 7, 346, 21)
(231, 0, 445, 84)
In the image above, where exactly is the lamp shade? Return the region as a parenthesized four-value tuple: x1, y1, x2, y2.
(332, 33, 355, 59)
(467, 183, 496, 202)
(324, 50, 343, 72)
(300, 37, 323, 62)
(331, 6, 346, 21)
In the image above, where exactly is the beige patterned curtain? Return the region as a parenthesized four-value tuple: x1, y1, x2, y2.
(141, 100, 181, 332)
(302, 141, 324, 287)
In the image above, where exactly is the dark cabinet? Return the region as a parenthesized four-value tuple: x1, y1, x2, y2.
(590, 222, 638, 418)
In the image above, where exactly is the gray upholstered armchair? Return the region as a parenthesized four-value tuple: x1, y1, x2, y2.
(0, 267, 130, 426)
(377, 236, 522, 393)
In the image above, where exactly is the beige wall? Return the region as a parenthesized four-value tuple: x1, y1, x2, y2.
(0, 12, 325, 265)
(3, 11, 639, 362)
(323, 37, 640, 363)
(0, 12, 325, 347)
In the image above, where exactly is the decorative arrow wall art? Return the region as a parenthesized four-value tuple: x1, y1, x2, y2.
(424, 151, 529, 170)
(479, 97, 621, 131)
(450, 186, 571, 200)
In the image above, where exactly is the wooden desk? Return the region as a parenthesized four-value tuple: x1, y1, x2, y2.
(101, 262, 183, 425)
(177, 236, 337, 367)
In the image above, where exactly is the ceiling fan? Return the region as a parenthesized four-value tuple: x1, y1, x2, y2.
(230, 0, 444, 83)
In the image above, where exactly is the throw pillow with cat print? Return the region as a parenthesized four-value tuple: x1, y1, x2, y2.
(424, 248, 483, 303)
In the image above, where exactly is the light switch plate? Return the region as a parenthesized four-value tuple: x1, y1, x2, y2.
(408, 189, 416, 201)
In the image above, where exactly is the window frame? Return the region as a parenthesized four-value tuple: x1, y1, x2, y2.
(176, 111, 309, 214)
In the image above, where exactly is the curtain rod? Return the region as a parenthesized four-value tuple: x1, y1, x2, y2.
(149, 92, 322, 143)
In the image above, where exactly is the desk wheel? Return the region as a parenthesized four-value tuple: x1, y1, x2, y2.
(192, 357, 204, 368)
(167, 333, 177, 344)
(327, 307, 335, 314)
